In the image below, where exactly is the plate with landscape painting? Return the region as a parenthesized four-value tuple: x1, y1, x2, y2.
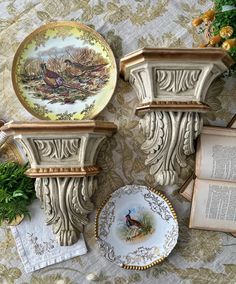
(12, 21, 117, 120)
(95, 185, 178, 270)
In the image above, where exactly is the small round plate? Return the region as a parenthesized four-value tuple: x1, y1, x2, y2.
(12, 21, 117, 120)
(95, 185, 178, 270)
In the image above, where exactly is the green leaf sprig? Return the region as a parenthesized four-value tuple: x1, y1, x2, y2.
(0, 162, 36, 225)
(192, 0, 236, 75)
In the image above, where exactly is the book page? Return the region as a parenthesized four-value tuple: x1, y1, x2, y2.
(179, 174, 195, 202)
(196, 127, 236, 182)
(231, 122, 236, 128)
(189, 179, 236, 232)
(228, 115, 236, 128)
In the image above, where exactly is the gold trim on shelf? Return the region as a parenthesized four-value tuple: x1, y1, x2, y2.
(136, 101, 210, 115)
(95, 186, 178, 270)
(26, 166, 101, 177)
(120, 47, 235, 78)
(1, 121, 117, 135)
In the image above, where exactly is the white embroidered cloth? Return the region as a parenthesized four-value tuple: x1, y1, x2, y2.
(10, 200, 87, 273)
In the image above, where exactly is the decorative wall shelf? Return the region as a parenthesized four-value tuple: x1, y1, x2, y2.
(120, 48, 234, 185)
(1, 121, 117, 246)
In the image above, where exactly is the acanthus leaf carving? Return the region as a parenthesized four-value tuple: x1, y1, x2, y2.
(156, 69, 201, 93)
(140, 111, 202, 185)
(34, 138, 80, 159)
(35, 176, 96, 246)
(4, 121, 117, 246)
(121, 48, 231, 185)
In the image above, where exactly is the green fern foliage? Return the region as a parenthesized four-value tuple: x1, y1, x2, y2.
(212, 0, 236, 74)
(0, 162, 35, 225)
(193, 0, 236, 75)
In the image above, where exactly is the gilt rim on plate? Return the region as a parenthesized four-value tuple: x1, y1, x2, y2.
(12, 21, 117, 120)
(95, 185, 178, 270)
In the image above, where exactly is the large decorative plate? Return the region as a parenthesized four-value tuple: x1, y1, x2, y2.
(12, 22, 117, 120)
(95, 185, 178, 270)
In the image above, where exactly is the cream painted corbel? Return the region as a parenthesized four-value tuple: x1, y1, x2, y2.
(1, 121, 117, 246)
(120, 48, 234, 185)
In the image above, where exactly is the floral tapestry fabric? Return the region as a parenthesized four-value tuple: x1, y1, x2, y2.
(0, 0, 236, 283)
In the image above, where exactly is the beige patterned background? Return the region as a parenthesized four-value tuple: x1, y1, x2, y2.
(0, 0, 236, 283)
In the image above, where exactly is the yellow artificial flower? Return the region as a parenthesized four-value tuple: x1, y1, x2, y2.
(220, 26, 234, 39)
(192, 17, 203, 26)
(222, 38, 236, 50)
(202, 9, 215, 22)
(209, 35, 222, 45)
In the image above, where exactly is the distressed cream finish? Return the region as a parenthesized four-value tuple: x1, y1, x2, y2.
(120, 48, 234, 185)
(139, 111, 202, 185)
(1, 0, 236, 282)
(1, 121, 117, 246)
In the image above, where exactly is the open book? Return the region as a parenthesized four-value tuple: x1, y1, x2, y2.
(179, 173, 195, 201)
(180, 116, 236, 201)
(188, 125, 236, 232)
(227, 114, 236, 128)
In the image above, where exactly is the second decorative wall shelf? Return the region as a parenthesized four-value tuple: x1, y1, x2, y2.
(1, 121, 117, 246)
(120, 48, 234, 185)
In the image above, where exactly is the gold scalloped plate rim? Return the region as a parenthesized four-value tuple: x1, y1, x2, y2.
(12, 21, 118, 120)
(95, 185, 178, 270)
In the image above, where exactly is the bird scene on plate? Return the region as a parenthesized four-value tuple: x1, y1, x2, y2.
(117, 207, 155, 243)
(16, 27, 114, 120)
